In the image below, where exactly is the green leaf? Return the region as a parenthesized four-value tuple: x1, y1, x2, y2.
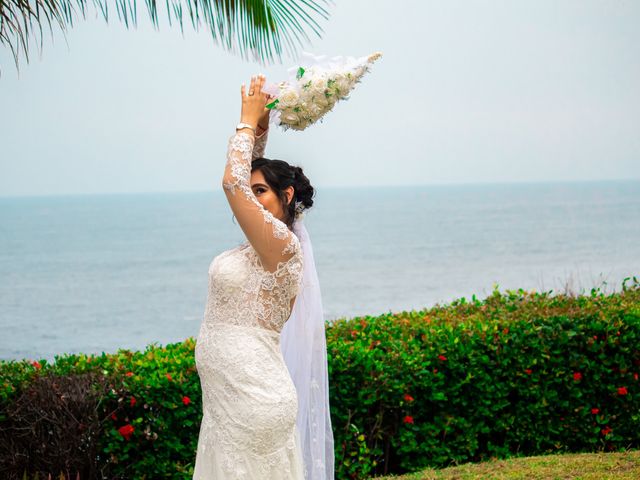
(296, 67, 306, 80)
(1, 0, 333, 77)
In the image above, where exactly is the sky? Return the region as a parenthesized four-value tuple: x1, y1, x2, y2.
(0, 0, 639, 197)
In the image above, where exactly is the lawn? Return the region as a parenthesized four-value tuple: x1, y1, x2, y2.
(374, 449, 640, 479)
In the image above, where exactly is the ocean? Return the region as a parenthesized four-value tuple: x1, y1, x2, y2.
(1, 180, 638, 362)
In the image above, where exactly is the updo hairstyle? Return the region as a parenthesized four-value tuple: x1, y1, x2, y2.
(250, 157, 315, 231)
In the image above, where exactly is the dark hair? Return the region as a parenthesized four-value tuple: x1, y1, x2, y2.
(250, 157, 315, 231)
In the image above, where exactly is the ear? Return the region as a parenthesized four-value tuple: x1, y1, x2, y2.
(286, 186, 295, 205)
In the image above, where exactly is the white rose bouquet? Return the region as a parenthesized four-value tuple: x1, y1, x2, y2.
(261, 51, 383, 131)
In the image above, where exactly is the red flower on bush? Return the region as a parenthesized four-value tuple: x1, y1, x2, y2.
(433, 368, 438, 374)
(182, 396, 191, 406)
(634, 373, 639, 381)
(111, 413, 118, 421)
(525, 369, 532, 375)
(403, 394, 414, 402)
(573, 372, 582, 381)
(601, 426, 612, 436)
(31, 361, 41, 370)
(130, 396, 136, 407)
(118, 424, 135, 441)
(350, 330, 358, 337)
(591, 408, 600, 414)
(617, 386, 628, 395)
(438, 355, 447, 361)
(166, 373, 173, 381)
(403, 415, 414, 424)
(125, 371, 134, 377)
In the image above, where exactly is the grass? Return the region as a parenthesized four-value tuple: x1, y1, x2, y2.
(373, 449, 640, 479)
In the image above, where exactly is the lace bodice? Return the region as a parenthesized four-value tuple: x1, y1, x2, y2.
(205, 129, 304, 332)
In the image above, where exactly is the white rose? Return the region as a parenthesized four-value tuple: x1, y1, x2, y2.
(282, 112, 301, 125)
(335, 77, 352, 96)
(310, 77, 327, 96)
(278, 89, 300, 108)
(313, 92, 329, 108)
(307, 103, 323, 118)
(311, 77, 326, 88)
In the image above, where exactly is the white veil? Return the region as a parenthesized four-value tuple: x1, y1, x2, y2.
(281, 214, 335, 480)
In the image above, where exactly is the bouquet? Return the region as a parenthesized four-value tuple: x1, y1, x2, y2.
(262, 51, 383, 131)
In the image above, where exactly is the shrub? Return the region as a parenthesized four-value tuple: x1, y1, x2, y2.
(1, 277, 639, 479)
(328, 277, 640, 477)
(0, 371, 109, 479)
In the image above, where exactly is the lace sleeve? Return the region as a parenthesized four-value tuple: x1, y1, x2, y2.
(252, 127, 268, 160)
(222, 131, 300, 274)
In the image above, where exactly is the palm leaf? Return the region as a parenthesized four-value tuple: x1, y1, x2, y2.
(0, 0, 333, 76)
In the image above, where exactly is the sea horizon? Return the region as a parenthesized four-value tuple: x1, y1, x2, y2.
(1, 178, 639, 362)
(2, 177, 637, 199)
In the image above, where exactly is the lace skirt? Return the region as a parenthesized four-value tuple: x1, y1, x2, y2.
(193, 321, 305, 480)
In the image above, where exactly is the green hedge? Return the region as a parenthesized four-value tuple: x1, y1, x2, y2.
(1, 277, 639, 479)
(328, 277, 640, 478)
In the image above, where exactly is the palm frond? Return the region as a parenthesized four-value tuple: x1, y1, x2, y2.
(0, 0, 334, 76)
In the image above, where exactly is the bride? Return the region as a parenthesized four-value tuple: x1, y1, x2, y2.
(193, 74, 334, 479)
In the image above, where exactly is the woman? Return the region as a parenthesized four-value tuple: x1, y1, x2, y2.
(193, 74, 333, 479)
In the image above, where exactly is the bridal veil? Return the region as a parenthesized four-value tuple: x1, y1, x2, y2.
(281, 215, 335, 480)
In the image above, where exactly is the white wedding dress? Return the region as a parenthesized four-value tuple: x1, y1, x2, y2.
(193, 128, 306, 479)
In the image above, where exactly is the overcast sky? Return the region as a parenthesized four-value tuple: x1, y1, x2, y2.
(1, 0, 638, 197)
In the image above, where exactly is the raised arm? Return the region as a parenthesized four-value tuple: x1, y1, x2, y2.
(222, 130, 299, 274)
(222, 74, 299, 273)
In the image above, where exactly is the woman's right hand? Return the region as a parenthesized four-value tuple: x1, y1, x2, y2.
(240, 74, 271, 129)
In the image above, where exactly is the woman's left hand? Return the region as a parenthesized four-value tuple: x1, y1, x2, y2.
(257, 95, 274, 132)
(240, 74, 271, 128)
